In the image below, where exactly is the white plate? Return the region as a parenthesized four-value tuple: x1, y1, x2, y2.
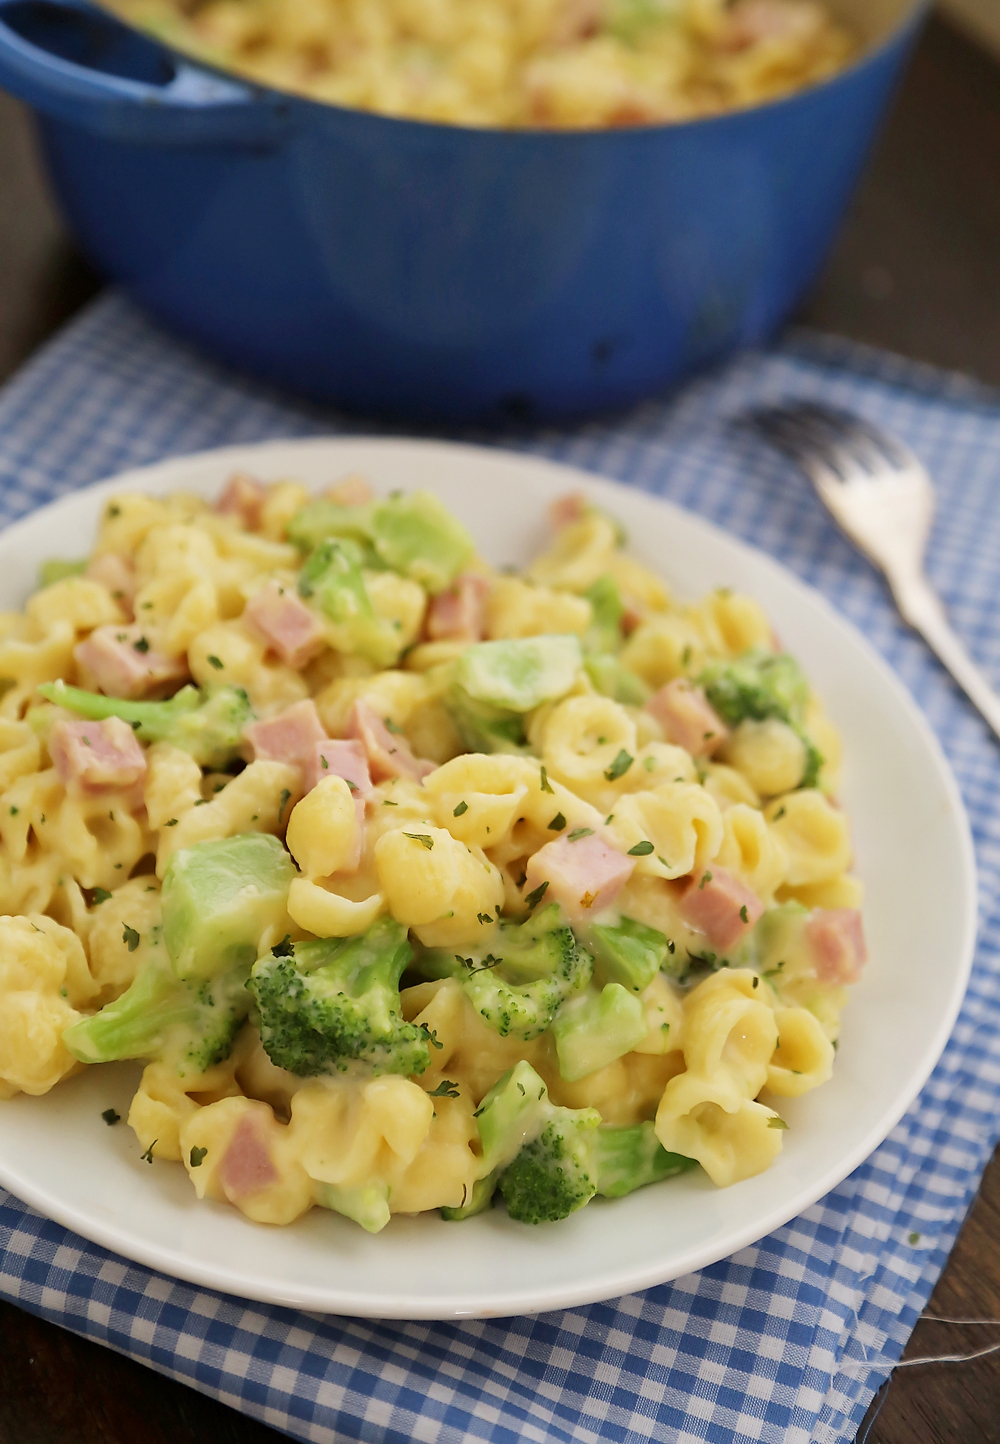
(0, 437, 976, 1319)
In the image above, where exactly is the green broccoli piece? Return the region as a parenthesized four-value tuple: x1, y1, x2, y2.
(591, 914, 679, 990)
(583, 575, 625, 656)
(550, 982, 648, 1081)
(461, 1063, 693, 1224)
(288, 490, 474, 595)
(500, 1112, 602, 1224)
(163, 832, 296, 983)
(368, 491, 475, 594)
(248, 917, 431, 1077)
(593, 1121, 696, 1197)
(446, 635, 583, 752)
(604, 0, 675, 44)
(584, 654, 650, 707)
(63, 934, 250, 1078)
(439, 1173, 499, 1221)
(442, 905, 592, 1040)
(297, 537, 401, 666)
(38, 680, 253, 770)
(699, 650, 822, 789)
(38, 559, 87, 588)
(314, 1180, 391, 1234)
(286, 501, 378, 557)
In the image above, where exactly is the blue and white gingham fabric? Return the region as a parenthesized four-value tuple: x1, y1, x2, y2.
(2, 294, 1000, 1444)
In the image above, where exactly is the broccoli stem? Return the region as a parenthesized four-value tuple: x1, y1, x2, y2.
(63, 952, 250, 1076)
(38, 680, 253, 769)
(593, 1122, 696, 1197)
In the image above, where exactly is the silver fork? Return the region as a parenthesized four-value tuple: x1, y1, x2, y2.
(744, 399, 1000, 741)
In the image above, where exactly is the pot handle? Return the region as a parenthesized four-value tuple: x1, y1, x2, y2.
(0, 0, 292, 144)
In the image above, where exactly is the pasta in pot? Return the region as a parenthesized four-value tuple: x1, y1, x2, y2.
(0, 472, 866, 1231)
(101, 0, 855, 130)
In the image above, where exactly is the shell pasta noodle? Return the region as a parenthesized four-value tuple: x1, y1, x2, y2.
(0, 471, 867, 1233)
(103, 0, 856, 130)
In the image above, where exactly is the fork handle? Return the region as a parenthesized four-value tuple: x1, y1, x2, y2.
(889, 573, 1000, 740)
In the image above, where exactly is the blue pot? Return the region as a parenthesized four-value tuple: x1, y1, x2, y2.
(0, 0, 925, 421)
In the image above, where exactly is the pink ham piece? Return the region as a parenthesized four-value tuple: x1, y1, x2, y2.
(243, 580, 328, 669)
(216, 472, 266, 529)
(645, 679, 729, 758)
(347, 699, 435, 783)
(680, 865, 763, 952)
(74, 624, 187, 700)
(244, 699, 327, 773)
(806, 908, 867, 985)
(305, 737, 374, 799)
(549, 492, 589, 530)
(85, 553, 135, 614)
(49, 717, 147, 791)
(425, 573, 490, 643)
(719, 0, 824, 49)
(219, 1113, 279, 1202)
(325, 475, 374, 506)
(524, 832, 635, 923)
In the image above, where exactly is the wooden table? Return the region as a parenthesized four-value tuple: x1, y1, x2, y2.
(1, 14, 1000, 1442)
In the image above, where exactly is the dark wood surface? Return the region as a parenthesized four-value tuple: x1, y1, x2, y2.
(1, 13, 1000, 1442)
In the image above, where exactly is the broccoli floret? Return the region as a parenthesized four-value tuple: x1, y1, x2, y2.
(461, 1063, 694, 1225)
(447, 904, 593, 1040)
(63, 944, 250, 1078)
(501, 1114, 601, 1224)
(248, 917, 431, 1077)
(288, 490, 474, 594)
(446, 635, 583, 753)
(38, 680, 253, 770)
(461, 1060, 599, 1224)
(699, 650, 822, 788)
(297, 538, 401, 666)
(591, 914, 679, 990)
(593, 1121, 696, 1197)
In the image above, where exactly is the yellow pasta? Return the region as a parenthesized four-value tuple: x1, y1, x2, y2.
(0, 471, 864, 1236)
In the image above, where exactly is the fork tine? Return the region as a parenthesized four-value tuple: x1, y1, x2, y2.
(785, 401, 911, 471)
(742, 401, 910, 477)
(741, 405, 855, 479)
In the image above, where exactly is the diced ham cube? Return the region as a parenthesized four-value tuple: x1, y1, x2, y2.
(806, 908, 867, 985)
(645, 679, 728, 758)
(243, 580, 328, 669)
(49, 717, 147, 791)
(74, 624, 187, 700)
(680, 865, 763, 952)
(244, 699, 328, 773)
(85, 553, 135, 614)
(524, 832, 635, 923)
(325, 475, 374, 506)
(549, 492, 589, 530)
(305, 737, 374, 799)
(425, 573, 490, 643)
(216, 471, 266, 529)
(347, 699, 435, 783)
(719, 0, 824, 50)
(219, 1112, 279, 1201)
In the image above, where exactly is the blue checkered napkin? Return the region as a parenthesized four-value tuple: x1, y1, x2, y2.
(2, 295, 1000, 1444)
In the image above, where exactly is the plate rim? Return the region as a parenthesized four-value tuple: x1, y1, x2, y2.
(0, 433, 978, 1318)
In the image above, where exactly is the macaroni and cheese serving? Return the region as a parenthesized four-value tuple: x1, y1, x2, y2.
(0, 474, 865, 1232)
(105, 0, 855, 128)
